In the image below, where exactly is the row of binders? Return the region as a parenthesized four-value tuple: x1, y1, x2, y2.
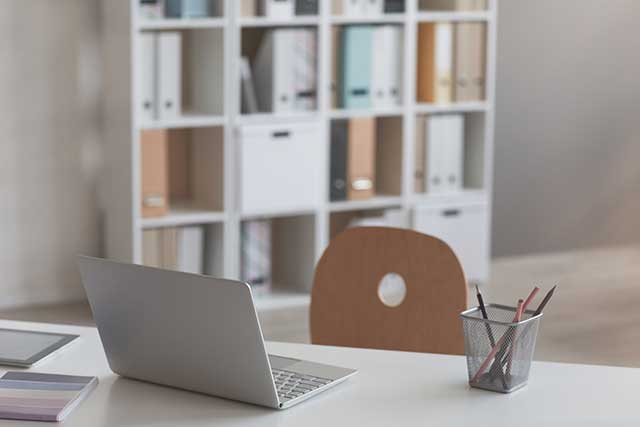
(334, 25, 403, 110)
(142, 226, 207, 274)
(140, 0, 223, 19)
(241, 0, 318, 17)
(245, 29, 317, 113)
(330, 117, 401, 201)
(418, 0, 486, 11)
(417, 21, 486, 103)
(333, 0, 405, 16)
(415, 113, 466, 194)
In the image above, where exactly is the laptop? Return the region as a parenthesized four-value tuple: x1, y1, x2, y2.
(77, 256, 356, 409)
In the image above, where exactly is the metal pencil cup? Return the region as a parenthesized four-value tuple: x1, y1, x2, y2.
(460, 304, 543, 393)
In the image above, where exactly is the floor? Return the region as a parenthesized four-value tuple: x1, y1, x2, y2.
(2, 245, 639, 368)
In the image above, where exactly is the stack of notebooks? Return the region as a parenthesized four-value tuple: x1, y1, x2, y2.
(0, 372, 97, 422)
(417, 21, 486, 104)
(415, 114, 465, 194)
(244, 28, 317, 114)
(241, 220, 272, 296)
(334, 25, 403, 110)
(142, 226, 205, 274)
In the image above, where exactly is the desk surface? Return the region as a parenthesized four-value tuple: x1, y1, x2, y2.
(0, 319, 636, 426)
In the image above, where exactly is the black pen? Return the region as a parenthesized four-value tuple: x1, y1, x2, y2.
(533, 285, 557, 316)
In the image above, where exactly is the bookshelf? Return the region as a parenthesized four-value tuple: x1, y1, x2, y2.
(101, 0, 497, 311)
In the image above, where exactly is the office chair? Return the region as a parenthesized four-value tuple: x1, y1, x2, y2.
(310, 227, 468, 355)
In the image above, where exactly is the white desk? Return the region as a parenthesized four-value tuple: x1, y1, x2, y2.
(0, 319, 637, 426)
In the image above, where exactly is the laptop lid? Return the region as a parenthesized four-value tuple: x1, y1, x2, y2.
(77, 256, 279, 408)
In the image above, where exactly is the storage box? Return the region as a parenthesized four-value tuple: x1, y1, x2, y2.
(238, 121, 323, 215)
(413, 199, 488, 282)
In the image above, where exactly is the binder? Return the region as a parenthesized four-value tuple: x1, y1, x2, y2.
(340, 25, 373, 109)
(165, 0, 210, 18)
(454, 22, 486, 101)
(240, 0, 257, 16)
(259, 0, 294, 18)
(414, 115, 427, 193)
(140, 130, 169, 218)
(292, 29, 317, 111)
(330, 121, 348, 201)
(254, 29, 294, 112)
(384, 0, 405, 13)
(331, 26, 340, 108)
(425, 114, 464, 193)
(371, 25, 403, 109)
(241, 220, 272, 296)
(139, 33, 156, 123)
(417, 22, 453, 104)
(295, 0, 318, 15)
(442, 114, 464, 192)
(177, 226, 204, 274)
(342, 0, 362, 16)
(425, 115, 445, 192)
(142, 229, 162, 268)
(454, 0, 476, 10)
(347, 117, 376, 200)
(162, 227, 179, 270)
(474, 0, 487, 10)
(139, 0, 164, 19)
(157, 32, 182, 120)
(363, 0, 384, 16)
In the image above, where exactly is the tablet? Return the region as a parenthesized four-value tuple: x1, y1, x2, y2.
(0, 328, 79, 367)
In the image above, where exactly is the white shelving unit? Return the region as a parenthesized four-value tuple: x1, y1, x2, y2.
(101, 0, 497, 311)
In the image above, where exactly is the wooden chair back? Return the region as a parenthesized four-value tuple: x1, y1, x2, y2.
(310, 227, 468, 355)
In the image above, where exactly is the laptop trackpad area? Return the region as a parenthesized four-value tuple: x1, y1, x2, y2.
(269, 355, 300, 370)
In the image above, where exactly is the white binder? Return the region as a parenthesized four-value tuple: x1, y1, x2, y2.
(371, 26, 403, 109)
(292, 29, 317, 111)
(157, 31, 182, 120)
(254, 29, 296, 112)
(177, 226, 204, 274)
(342, 0, 362, 16)
(139, 33, 156, 123)
(434, 22, 453, 104)
(363, 0, 384, 16)
(425, 115, 445, 193)
(442, 114, 464, 192)
(259, 0, 294, 18)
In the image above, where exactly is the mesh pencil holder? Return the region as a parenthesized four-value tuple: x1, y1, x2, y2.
(460, 304, 542, 393)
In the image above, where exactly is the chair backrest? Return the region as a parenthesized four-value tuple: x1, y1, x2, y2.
(310, 227, 468, 355)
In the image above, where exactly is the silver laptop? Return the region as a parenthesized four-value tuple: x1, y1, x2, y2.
(77, 256, 356, 409)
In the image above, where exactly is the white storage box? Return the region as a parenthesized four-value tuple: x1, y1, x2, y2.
(413, 199, 489, 283)
(238, 121, 323, 215)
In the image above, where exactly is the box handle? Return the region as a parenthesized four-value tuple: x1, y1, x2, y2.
(442, 209, 461, 217)
(272, 131, 291, 139)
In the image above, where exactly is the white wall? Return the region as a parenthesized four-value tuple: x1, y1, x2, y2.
(493, 0, 640, 256)
(0, 0, 102, 308)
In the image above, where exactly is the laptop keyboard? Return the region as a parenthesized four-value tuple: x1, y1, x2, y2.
(272, 368, 332, 401)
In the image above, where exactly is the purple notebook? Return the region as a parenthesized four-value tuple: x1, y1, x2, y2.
(0, 372, 98, 422)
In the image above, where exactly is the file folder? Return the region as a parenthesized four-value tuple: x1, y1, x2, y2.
(330, 121, 348, 201)
(254, 29, 294, 112)
(442, 114, 464, 192)
(140, 130, 169, 218)
(241, 220, 272, 296)
(296, 0, 318, 15)
(259, 0, 294, 18)
(425, 115, 445, 192)
(241, 0, 257, 16)
(139, 33, 156, 123)
(363, 0, 384, 16)
(454, 22, 486, 101)
(177, 226, 204, 274)
(292, 29, 317, 111)
(384, 0, 405, 13)
(340, 25, 373, 109)
(342, 0, 362, 16)
(157, 32, 182, 120)
(417, 22, 453, 104)
(347, 117, 376, 200)
(165, 0, 210, 18)
(414, 115, 426, 193)
(371, 25, 403, 109)
(376, 118, 402, 196)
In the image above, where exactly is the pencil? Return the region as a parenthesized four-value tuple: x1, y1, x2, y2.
(533, 285, 557, 316)
(476, 285, 507, 388)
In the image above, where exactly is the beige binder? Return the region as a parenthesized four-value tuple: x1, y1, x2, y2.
(454, 22, 486, 101)
(347, 118, 376, 200)
(414, 115, 426, 193)
(241, 0, 257, 17)
(140, 130, 169, 218)
(417, 22, 453, 104)
(142, 229, 162, 268)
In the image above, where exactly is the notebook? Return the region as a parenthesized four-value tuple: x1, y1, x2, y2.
(0, 372, 98, 422)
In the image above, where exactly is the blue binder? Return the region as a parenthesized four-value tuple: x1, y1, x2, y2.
(165, 0, 210, 18)
(340, 25, 373, 109)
